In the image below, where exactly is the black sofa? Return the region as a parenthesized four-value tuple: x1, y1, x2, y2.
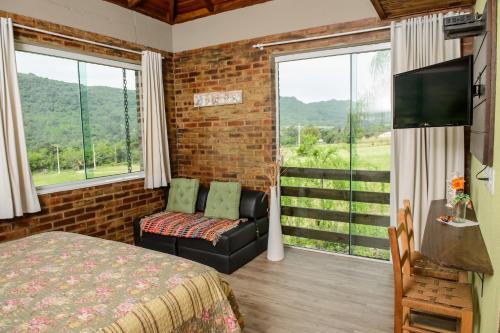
(133, 186, 269, 274)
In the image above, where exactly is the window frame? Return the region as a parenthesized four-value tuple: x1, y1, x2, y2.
(273, 41, 391, 173)
(15, 43, 144, 195)
(273, 42, 392, 259)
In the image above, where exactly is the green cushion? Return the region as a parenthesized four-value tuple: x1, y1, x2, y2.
(166, 178, 200, 214)
(204, 182, 242, 220)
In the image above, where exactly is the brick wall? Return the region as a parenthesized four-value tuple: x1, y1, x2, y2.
(171, 9, 473, 192)
(0, 11, 173, 244)
(0, 180, 165, 243)
(172, 18, 390, 191)
(0, 7, 472, 243)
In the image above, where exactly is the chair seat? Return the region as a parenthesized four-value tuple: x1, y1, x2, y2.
(404, 311, 458, 333)
(411, 251, 462, 282)
(402, 275, 472, 311)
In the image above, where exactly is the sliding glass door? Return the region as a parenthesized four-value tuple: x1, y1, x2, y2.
(276, 43, 391, 260)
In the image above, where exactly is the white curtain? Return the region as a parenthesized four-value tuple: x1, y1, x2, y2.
(0, 17, 40, 219)
(141, 51, 171, 189)
(390, 13, 464, 248)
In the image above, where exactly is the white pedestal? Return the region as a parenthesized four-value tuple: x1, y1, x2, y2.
(267, 186, 284, 261)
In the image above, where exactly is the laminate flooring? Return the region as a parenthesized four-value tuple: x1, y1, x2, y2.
(225, 247, 394, 333)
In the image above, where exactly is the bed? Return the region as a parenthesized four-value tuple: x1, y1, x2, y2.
(0, 232, 243, 333)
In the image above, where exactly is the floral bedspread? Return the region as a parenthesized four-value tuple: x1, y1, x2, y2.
(0, 232, 242, 333)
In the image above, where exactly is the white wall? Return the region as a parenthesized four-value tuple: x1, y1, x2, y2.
(1, 0, 380, 53)
(1, 0, 173, 52)
(172, 0, 378, 52)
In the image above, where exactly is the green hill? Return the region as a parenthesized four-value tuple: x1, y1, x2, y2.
(279, 96, 350, 127)
(18, 73, 389, 150)
(18, 72, 139, 150)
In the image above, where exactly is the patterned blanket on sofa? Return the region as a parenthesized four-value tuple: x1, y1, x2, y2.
(140, 212, 246, 245)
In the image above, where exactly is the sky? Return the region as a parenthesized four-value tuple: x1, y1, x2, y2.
(16, 49, 390, 111)
(278, 50, 391, 112)
(15, 51, 136, 89)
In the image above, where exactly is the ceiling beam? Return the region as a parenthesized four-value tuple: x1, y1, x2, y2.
(370, 0, 387, 19)
(168, 0, 177, 24)
(204, 0, 215, 13)
(127, 0, 142, 8)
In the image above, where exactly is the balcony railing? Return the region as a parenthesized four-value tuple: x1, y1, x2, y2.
(280, 167, 390, 259)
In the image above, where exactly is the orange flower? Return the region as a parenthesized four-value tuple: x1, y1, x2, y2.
(451, 177, 465, 191)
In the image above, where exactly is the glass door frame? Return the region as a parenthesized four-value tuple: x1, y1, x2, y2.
(274, 42, 391, 257)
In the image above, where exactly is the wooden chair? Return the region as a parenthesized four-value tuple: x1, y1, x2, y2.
(389, 209, 473, 333)
(402, 200, 468, 283)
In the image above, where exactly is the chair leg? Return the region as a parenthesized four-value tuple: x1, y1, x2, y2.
(402, 306, 410, 333)
(460, 310, 473, 333)
(394, 302, 403, 333)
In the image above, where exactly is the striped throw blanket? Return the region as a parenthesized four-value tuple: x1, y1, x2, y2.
(140, 211, 245, 245)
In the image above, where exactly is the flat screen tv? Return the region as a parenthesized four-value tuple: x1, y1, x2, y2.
(393, 55, 473, 129)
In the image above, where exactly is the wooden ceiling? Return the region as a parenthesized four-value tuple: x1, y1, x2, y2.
(104, 0, 271, 24)
(370, 0, 476, 19)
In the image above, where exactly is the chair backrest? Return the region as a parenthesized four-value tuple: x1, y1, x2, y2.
(388, 209, 412, 303)
(402, 200, 417, 258)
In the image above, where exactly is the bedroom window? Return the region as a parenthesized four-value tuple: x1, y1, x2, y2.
(15, 44, 142, 192)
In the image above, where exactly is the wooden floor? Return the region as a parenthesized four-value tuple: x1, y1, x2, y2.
(225, 247, 394, 333)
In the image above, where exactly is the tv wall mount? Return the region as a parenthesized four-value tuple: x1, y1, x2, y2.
(473, 83, 485, 98)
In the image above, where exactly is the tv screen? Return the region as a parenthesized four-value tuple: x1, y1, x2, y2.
(393, 55, 473, 129)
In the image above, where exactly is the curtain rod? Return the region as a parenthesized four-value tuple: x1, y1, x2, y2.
(252, 11, 469, 50)
(252, 25, 392, 50)
(12, 22, 163, 58)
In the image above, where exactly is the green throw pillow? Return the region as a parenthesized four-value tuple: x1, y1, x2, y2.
(204, 181, 242, 220)
(166, 178, 200, 214)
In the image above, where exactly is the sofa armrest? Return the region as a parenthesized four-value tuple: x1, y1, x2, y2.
(132, 212, 155, 245)
(133, 218, 142, 245)
(162, 186, 170, 210)
(240, 190, 268, 220)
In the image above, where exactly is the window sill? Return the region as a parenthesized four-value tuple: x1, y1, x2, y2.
(36, 172, 145, 195)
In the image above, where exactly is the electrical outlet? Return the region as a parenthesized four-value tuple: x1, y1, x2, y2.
(485, 167, 495, 195)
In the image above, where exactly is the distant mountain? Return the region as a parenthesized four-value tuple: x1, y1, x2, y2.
(279, 96, 391, 128)
(17, 72, 139, 150)
(279, 96, 350, 127)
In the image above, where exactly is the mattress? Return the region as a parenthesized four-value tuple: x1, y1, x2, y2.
(0, 232, 242, 333)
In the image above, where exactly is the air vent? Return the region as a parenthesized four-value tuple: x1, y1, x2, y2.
(443, 13, 485, 39)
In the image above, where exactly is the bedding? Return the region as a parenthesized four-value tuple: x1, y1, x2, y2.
(140, 212, 245, 245)
(0, 232, 242, 333)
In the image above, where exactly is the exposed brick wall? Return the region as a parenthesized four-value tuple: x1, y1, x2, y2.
(171, 8, 473, 192)
(172, 18, 390, 191)
(0, 7, 473, 243)
(0, 180, 165, 244)
(0, 11, 173, 244)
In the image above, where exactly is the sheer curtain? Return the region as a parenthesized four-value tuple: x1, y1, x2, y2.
(0, 17, 40, 219)
(141, 51, 171, 189)
(390, 13, 464, 248)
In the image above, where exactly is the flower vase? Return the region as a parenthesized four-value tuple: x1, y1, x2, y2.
(446, 172, 460, 207)
(454, 201, 467, 223)
(267, 185, 284, 261)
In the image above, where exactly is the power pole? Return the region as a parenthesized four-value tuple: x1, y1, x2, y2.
(56, 145, 60, 174)
(93, 143, 96, 171)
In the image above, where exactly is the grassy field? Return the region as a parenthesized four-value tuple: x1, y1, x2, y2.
(280, 139, 391, 260)
(33, 164, 141, 187)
